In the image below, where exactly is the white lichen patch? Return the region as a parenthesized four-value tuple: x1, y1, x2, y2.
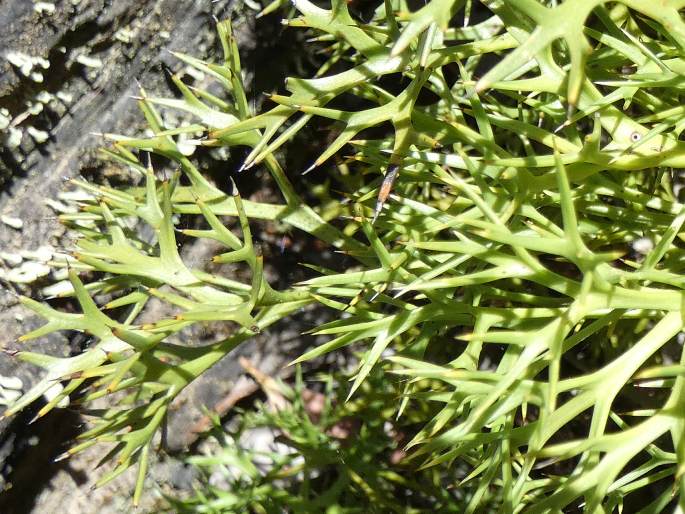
(27, 126, 49, 143)
(0, 375, 23, 407)
(50, 253, 77, 267)
(5, 51, 49, 81)
(1, 261, 51, 283)
(114, 27, 133, 44)
(36, 91, 54, 104)
(177, 133, 197, 156)
(51, 268, 69, 282)
(0, 375, 23, 391)
(0, 108, 10, 131)
(0, 245, 56, 283)
(58, 190, 96, 203)
(6, 51, 34, 75)
(56, 91, 73, 104)
(20, 245, 54, 262)
(28, 102, 44, 116)
(41, 279, 74, 298)
(33, 2, 56, 14)
(0, 252, 23, 267)
(75, 54, 103, 68)
(1, 215, 23, 230)
(6, 128, 22, 148)
(44, 197, 77, 214)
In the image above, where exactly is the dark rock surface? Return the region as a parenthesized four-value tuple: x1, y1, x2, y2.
(0, 1, 313, 511)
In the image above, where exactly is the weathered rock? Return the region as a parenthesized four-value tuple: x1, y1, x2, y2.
(0, 0, 312, 511)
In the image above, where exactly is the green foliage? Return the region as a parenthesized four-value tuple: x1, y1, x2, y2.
(6, 0, 685, 511)
(165, 368, 464, 513)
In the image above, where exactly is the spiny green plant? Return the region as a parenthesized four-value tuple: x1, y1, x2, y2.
(164, 367, 465, 513)
(5, 0, 685, 511)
